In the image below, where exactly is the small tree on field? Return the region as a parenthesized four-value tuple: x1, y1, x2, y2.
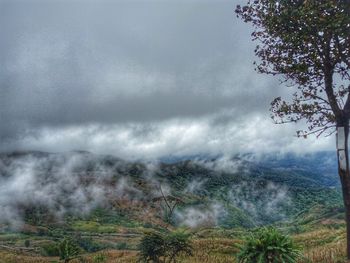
(236, 0, 350, 259)
(165, 231, 193, 263)
(58, 238, 80, 263)
(138, 231, 166, 263)
(138, 230, 192, 263)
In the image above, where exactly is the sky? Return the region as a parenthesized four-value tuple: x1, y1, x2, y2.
(0, 0, 335, 160)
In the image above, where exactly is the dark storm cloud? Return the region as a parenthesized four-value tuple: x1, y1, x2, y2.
(0, 0, 331, 156)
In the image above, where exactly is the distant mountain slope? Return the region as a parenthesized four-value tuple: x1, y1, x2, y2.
(0, 151, 343, 229)
(161, 151, 339, 187)
(249, 151, 339, 187)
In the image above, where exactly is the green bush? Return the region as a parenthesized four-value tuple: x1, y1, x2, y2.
(116, 242, 128, 250)
(40, 242, 60, 257)
(165, 230, 193, 262)
(24, 239, 30, 248)
(236, 227, 302, 263)
(58, 238, 81, 263)
(138, 231, 166, 262)
(76, 237, 106, 252)
(138, 230, 192, 263)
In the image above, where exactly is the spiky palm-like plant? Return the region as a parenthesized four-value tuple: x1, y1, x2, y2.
(236, 227, 302, 263)
(58, 238, 80, 263)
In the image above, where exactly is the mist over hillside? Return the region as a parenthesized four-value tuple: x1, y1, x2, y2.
(0, 151, 342, 230)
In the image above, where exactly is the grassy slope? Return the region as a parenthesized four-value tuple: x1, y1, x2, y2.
(0, 203, 347, 263)
(0, 227, 347, 262)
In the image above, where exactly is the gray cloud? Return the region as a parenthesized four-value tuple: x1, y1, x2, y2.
(0, 0, 332, 156)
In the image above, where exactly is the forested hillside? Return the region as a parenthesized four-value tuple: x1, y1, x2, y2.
(0, 151, 346, 262)
(0, 151, 342, 229)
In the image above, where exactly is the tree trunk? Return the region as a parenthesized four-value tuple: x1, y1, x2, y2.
(340, 167, 350, 261)
(337, 123, 350, 260)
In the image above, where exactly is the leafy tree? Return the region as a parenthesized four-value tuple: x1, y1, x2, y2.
(58, 238, 80, 263)
(138, 231, 166, 263)
(236, 227, 302, 263)
(138, 230, 192, 263)
(236, 0, 350, 258)
(165, 230, 193, 263)
(40, 242, 60, 257)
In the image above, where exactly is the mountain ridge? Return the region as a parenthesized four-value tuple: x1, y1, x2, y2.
(0, 150, 343, 230)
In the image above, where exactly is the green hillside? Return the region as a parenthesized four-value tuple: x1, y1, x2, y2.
(0, 151, 346, 262)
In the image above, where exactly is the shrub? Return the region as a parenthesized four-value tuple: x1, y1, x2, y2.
(138, 231, 166, 262)
(58, 238, 81, 263)
(116, 242, 128, 250)
(165, 230, 193, 262)
(76, 237, 106, 252)
(138, 230, 192, 263)
(40, 242, 60, 257)
(236, 227, 302, 263)
(24, 239, 30, 248)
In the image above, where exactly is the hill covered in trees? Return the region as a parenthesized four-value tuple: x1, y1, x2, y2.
(0, 151, 346, 262)
(0, 151, 342, 230)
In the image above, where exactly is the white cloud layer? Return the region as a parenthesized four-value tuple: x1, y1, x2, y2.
(3, 114, 334, 160)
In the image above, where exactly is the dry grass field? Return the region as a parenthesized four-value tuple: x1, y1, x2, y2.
(0, 227, 348, 263)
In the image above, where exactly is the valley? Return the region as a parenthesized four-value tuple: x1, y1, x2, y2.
(0, 151, 346, 262)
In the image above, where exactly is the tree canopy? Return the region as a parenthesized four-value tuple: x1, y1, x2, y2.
(236, 0, 350, 137)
